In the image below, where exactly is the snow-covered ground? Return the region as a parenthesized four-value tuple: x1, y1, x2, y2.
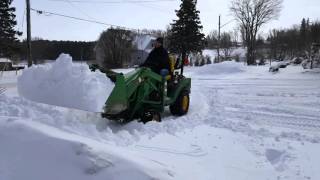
(1, 59, 320, 180)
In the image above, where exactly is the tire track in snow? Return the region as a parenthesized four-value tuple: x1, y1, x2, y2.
(134, 144, 208, 157)
(190, 78, 320, 143)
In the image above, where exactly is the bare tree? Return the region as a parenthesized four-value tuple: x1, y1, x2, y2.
(220, 32, 233, 60)
(230, 0, 283, 65)
(232, 27, 240, 47)
(206, 30, 219, 49)
(95, 28, 136, 69)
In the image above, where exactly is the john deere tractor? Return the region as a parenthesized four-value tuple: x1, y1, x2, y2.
(95, 56, 191, 123)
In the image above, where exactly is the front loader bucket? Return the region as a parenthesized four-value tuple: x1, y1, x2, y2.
(103, 73, 128, 117)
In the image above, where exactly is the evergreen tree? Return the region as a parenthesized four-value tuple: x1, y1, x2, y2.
(0, 0, 21, 58)
(300, 18, 308, 50)
(168, 0, 205, 60)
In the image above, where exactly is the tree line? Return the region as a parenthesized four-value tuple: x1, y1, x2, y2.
(19, 39, 95, 63)
(267, 18, 320, 60)
(0, 0, 21, 58)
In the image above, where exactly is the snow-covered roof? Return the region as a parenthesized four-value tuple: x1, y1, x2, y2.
(0, 58, 12, 63)
(133, 34, 156, 51)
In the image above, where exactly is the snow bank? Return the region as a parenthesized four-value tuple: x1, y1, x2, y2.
(17, 54, 114, 112)
(202, 48, 246, 60)
(193, 61, 246, 75)
(202, 49, 217, 58)
(0, 119, 174, 180)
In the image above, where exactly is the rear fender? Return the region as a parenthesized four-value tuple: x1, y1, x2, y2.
(167, 77, 191, 105)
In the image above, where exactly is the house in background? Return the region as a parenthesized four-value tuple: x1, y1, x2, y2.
(0, 58, 13, 71)
(131, 34, 156, 66)
(0, 58, 25, 71)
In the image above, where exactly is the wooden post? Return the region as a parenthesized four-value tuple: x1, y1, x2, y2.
(26, 0, 32, 67)
(217, 15, 221, 63)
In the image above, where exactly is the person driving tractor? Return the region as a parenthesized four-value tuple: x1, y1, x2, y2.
(140, 37, 170, 74)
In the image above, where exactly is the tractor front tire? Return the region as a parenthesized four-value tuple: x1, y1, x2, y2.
(170, 91, 190, 116)
(141, 110, 161, 124)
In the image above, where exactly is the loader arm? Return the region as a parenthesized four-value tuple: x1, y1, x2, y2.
(102, 68, 163, 121)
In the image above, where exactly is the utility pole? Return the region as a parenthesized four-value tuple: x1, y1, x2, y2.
(26, 0, 32, 67)
(217, 15, 221, 63)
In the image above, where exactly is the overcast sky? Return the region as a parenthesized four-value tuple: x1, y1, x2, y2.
(13, 0, 320, 41)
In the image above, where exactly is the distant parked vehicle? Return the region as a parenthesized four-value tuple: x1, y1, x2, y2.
(291, 57, 303, 65)
(269, 65, 279, 72)
(0, 58, 25, 71)
(0, 59, 13, 71)
(278, 61, 289, 68)
(258, 59, 266, 66)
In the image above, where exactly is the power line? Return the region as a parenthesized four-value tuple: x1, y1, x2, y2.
(221, 19, 235, 28)
(18, 3, 26, 33)
(48, 0, 176, 13)
(30, 8, 145, 32)
(48, 0, 175, 4)
(63, 0, 97, 20)
(31, 8, 120, 27)
(131, 2, 171, 13)
(49, 0, 173, 13)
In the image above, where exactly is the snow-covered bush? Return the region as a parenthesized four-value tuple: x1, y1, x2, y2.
(269, 65, 279, 72)
(291, 57, 303, 65)
(302, 59, 320, 69)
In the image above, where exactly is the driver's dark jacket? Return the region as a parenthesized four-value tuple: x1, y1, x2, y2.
(140, 46, 170, 74)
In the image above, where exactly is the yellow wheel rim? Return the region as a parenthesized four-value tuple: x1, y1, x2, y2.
(182, 96, 189, 112)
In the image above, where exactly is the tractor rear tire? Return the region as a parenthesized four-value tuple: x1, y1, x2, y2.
(170, 91, 190, 116)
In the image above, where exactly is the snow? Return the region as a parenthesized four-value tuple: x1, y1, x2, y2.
(1, 59, 320, 180)
(232, 47, 247, 57)
(202, 49, 217, 58)
(0, 58, 12, 62)
(17, 54, 114, 112)
(192, 60, 246, 75)
(0, 120, 173, 180)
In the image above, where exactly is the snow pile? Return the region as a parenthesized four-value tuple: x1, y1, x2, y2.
(17, 54, 114, 112)
(193, 61, 246, 75)
(202, 47, 246, 60)
(202, 49, 217, 58)
(0, 119, 174, 180)
(232, 47, 246, 57)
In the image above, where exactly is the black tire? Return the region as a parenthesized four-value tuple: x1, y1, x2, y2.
(140, 110, 161, 124)
(170, 91, 190, 116)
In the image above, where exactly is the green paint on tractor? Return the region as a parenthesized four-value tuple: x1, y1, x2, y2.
(101, 67, 191, 123)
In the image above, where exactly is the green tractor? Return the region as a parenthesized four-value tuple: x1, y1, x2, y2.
(97, 61, 191, 123)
